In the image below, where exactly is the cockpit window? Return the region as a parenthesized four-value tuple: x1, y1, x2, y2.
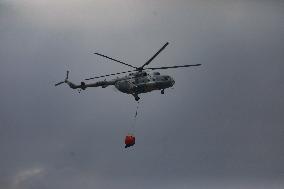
(153, 72, 160, 75)
(164, 76, 170, 80)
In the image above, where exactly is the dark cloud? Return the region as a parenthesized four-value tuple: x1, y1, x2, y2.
(0, 0, 283, 188)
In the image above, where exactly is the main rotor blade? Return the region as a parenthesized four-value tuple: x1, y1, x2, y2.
(145, 64, 201, 70)
(85, 70, 136, 81)
(55, 81, 65, 86)
(139, 42, 169, 70)
(94, 52, 137, 69)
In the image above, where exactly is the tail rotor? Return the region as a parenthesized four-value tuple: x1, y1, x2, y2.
(65, 70, 69, 80)
(55, 71, 69, 86)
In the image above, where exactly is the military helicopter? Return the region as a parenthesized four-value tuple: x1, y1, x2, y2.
(55, 42, 201, 101)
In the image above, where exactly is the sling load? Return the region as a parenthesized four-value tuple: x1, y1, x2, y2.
(124, 101, 140, 148)
(124, 134, 135, 148)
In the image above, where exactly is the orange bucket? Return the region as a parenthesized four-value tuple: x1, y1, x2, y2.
(125, 135, 135, 148)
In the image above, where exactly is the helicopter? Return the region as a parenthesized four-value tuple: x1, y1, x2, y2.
(55, 42, 201, 101)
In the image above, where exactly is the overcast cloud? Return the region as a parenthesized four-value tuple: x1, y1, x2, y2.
(0, 0, 284, 188)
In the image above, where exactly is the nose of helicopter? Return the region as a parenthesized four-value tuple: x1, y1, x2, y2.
(170, 77, 175, 86)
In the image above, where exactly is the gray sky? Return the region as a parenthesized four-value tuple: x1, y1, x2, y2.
(0, 0, 284, 188)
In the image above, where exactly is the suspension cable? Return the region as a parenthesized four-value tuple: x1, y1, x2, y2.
(130, 100, 140, 134)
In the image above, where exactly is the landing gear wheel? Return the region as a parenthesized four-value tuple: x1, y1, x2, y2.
(132, 94, 140, 101)
(161, 89, 165, 94)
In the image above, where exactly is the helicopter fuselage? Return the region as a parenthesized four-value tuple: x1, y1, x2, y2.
(63, 71, 175, 101)
(114, 71, 175, 95)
